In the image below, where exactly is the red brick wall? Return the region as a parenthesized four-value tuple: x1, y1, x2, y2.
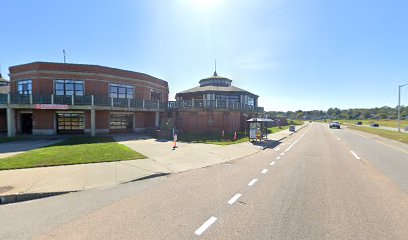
(175, 110, 244, 134)
(9, 62, 169, 100)
(96, 111, 109, 129)
(33, 110, 54, 129)
(134, 112, 156, 128)
(144, 112, 156, 128)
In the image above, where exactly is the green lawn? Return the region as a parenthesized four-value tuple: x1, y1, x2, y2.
(178, 132, 248, 145)
(0, 137, 146, 170)
(339, 119, 408, 128)
(288, 120, 304, 125)
(178, 125, 293, 146)
(267, 126, 289, 134)
(348, 126, 408, 144)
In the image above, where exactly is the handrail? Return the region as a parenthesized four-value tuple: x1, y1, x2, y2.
(0, 94, 264, 112)
(166, 100, 264, 112)
(0, 93, 166, 110)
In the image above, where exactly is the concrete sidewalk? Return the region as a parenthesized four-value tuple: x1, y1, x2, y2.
(0, 124, 307, 204)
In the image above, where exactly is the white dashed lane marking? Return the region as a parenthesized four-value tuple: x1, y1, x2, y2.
(276, 156, 281, 160)
(350, 150, 361, 159)
(261, 169, 268, 174)
(285, 127, 311, 152)
(194, 217, 217, 236)
(270, 161, 276, 166)
(228, 194, 242, 205)
(248, 179, 258, 186)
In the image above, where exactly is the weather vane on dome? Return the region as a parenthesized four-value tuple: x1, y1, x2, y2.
(213, 59, 218, 77)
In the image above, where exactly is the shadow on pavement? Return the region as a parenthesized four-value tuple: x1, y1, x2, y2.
(251, 139, 284, 150)
(123, 172, 171, 184)
(0, 191, 75, 205)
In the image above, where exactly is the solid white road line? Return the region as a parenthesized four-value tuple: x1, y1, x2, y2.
(270, 161, 276, 166)
(261, 169, 268, 174)
(285, 127, 312, 152)
(349, 130, 408, 154)
(195, 217, 218, 235)
(248, 178, 258, 186)
(276, 156, 281, 160)
(228, 194, 242, 205)
(350, 150, 361, 159)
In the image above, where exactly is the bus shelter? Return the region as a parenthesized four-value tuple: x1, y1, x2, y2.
(247, 118, 274, 142)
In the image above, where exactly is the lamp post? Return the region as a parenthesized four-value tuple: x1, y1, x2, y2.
(398, 83, 408, 132)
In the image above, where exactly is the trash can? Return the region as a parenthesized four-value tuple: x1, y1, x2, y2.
(289, 125, 296, 132)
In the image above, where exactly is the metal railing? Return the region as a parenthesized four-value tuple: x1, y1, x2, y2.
(167, 99, 264, 112)
(0, 93, 165, 111)
(0, 94, 264, 113)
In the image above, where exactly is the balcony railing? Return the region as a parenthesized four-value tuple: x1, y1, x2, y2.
(167, 99, 264, 113)
(0, 93, 166, 111)
(0, 94, 264, 113)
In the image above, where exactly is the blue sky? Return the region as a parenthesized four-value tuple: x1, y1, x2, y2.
(1, 0, 408, 111)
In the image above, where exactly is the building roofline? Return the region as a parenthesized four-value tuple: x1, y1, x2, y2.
(9, 61, 167, 85)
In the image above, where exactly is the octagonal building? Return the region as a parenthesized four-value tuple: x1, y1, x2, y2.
(166, 69, 263, 135)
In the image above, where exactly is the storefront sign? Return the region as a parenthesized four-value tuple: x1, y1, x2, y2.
(35, 104, 69, 110)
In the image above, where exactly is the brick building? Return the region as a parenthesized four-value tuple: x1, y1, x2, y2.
(0, 74, 10, 133)
(166, 70, 263, 135)
(0, 62, 168, 136)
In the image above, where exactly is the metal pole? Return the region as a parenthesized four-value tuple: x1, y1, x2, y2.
(398, 83, 408, 132)
(398, 85, 401, 132)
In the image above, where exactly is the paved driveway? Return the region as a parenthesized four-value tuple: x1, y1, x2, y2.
(0, 139, 64, 159)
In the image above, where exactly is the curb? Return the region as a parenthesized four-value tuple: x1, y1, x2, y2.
(0, 191, 74, 205)
(0, 172, 171, 205)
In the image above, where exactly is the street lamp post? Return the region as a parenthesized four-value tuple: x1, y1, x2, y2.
(398, 83, 408, 132)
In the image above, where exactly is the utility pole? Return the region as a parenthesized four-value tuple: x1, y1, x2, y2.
(63, 49, 67, 63)
(397, 83, 408, 132)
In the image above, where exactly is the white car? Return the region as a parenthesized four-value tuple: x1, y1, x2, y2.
(329, 121, 341, 129)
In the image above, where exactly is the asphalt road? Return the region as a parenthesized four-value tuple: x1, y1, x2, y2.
(1, 123, 407, 240)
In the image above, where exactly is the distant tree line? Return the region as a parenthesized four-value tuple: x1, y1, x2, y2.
(264, 106, 408, 120)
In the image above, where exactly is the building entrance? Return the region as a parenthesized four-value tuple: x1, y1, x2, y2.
(21, 113, 33, 134)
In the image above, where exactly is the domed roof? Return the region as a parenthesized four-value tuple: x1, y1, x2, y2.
(199, 71, 232, 87)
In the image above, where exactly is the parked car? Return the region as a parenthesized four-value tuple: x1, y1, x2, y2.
(370, 123, 379, 127)
(355, 121, 362, 125)
(329, 121, 341, 129)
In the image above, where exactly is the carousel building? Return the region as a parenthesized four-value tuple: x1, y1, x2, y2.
(166, 69, 263, 135)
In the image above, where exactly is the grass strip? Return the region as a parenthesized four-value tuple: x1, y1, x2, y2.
(348, 126, 408, 144)
(0, 137, 146, 170)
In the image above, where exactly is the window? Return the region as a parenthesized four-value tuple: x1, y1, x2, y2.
(109, 83, 134, 99)
(205, 94, 215, 100)
(248, 97, 254, 106)
(55, 80, 84, 96)
(151, 90, 162, 101)
(215, 95, 240, 102)
(56, 112, 85, 134)
(110, 114, 133, 132)
(18, 80, 32, 95)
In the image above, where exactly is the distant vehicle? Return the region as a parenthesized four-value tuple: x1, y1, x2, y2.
(329, 121, 341, 129)
(356, 121, 362, 125)
(370, 123, 379, 127)
(404, 126, 408, 131)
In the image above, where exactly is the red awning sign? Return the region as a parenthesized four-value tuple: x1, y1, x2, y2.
(35, 104, 69, 110)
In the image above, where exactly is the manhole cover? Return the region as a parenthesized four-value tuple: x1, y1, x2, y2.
(0, 186, 14, 194)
